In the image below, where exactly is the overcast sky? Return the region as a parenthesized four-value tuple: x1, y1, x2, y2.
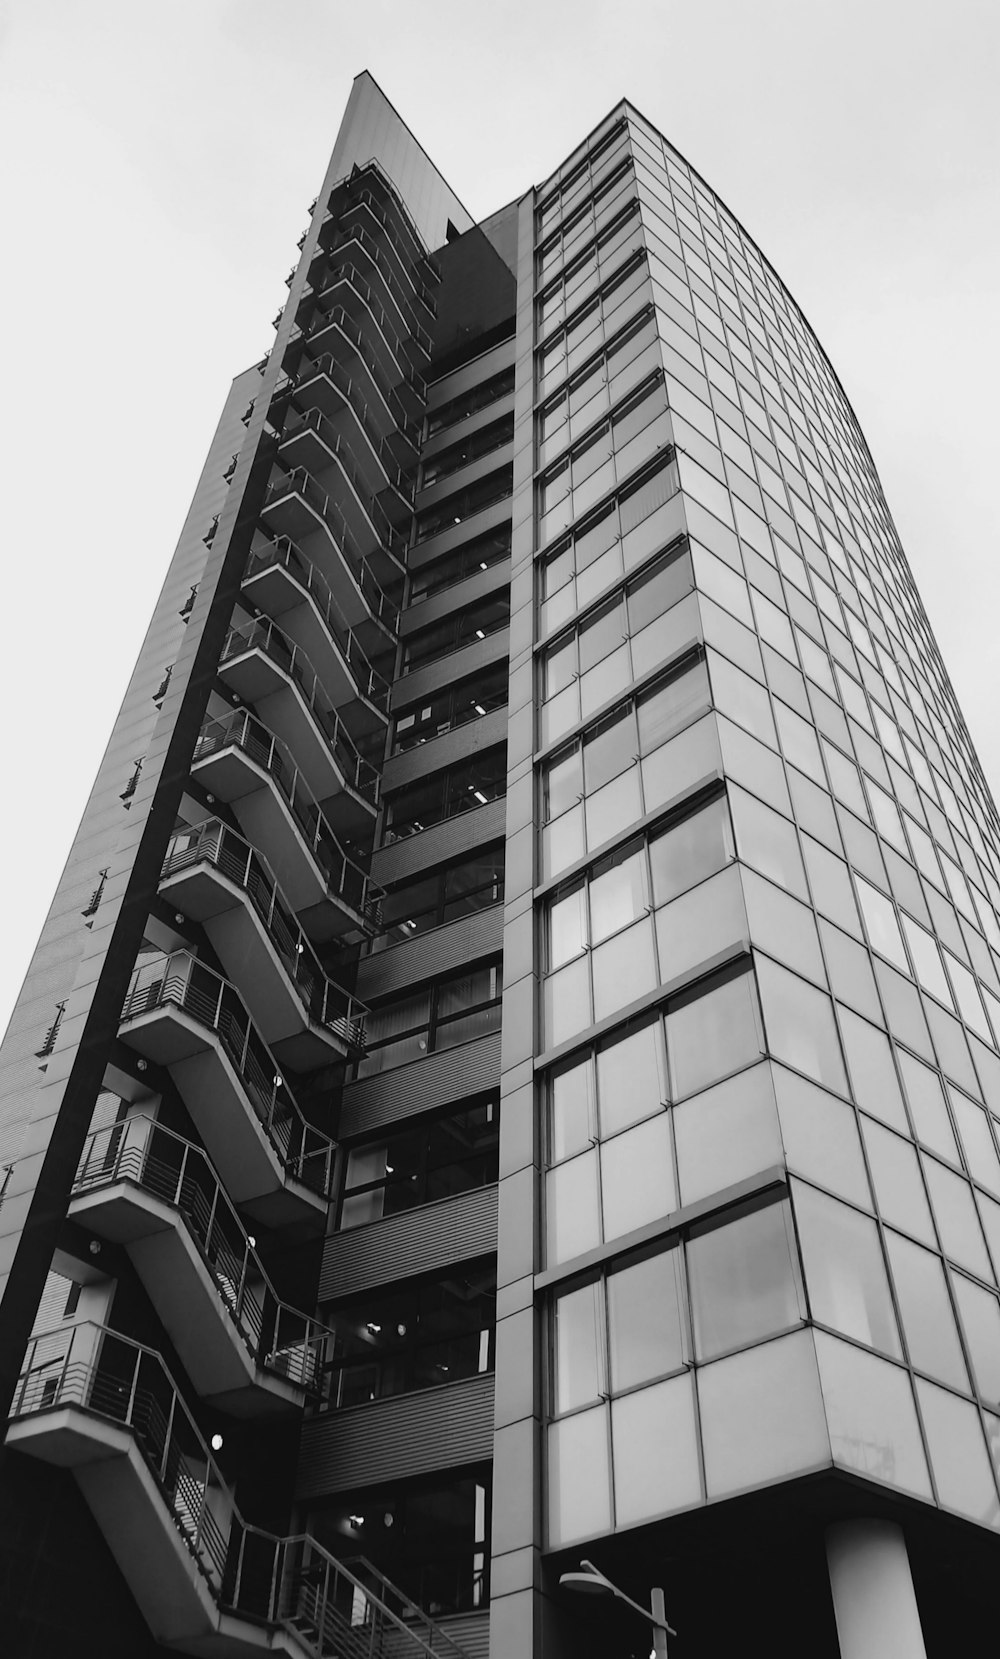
(1, 0, 998, 1037)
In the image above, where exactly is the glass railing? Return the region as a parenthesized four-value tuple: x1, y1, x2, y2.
(315, 256, 428, 392)
(119, 950, 334, 1196)
(220, 616, 380, 805)
(345, 193, 437, 317)
(326, 159, 440, 301)
(74, 1119, 330, 1391)
(10, 1324, 468, 1659)
(349, 156, 443, 284)
(262, 465, 401, 631)
(161, 818, 368, 1048)
(243, 535, 391, 714)
(279, 403, 410, 555)
(294, 349, 415, 497)
(306, 300, 422, 441)
(192, 709, 382, 924)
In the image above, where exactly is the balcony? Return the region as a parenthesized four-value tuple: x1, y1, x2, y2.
(313, 257, 426, 403)
(8, 1324, 470, 1659)
(69, 1117, 330, 1415)
(191, 710, 380, 939)
(291, 351, 415, 504)
(242, 535, 390, 737)
(321, 167, 438, 315)
(160, 819, 366, 1069)
(218, 617, 378, 829)
(306, 299, 423, 438)
(117, 950, 331, 1227)
(319, 220, 433, 355)
(260, 464, 400, 637)
(277, 407, 409, 571)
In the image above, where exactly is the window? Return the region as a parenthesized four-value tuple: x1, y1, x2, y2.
(408, 526, 511, 603)
(374, 848, 504, 950)
(392, 662, 508, 753)
(537, 381, 670, 546)
(402, 594, 509, 671)
(325, 1261, 496, 1408)
(422, 414, 514, 487)
(426, 367, 515, 437)
(384, 747, 507, 839)
(339, 1096, 499, 1227)
(414, 466, 513, 543)
(355, 965, 502, 1077)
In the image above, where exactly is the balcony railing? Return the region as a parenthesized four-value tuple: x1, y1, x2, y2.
(161, 818, 368, 1048)
(262, 466, 401, 632)
(314, 256, 428, 392)
(194, 710, 381, 924)
(345, 156, 443, 285)
(279, 406, 410, 557)
(244, 535, 391, 714)
(11, 1324, 469, 1659)
(74, 1118, 331, 1392)
(306, 300, 422, 440)
(119, 950, 334, 1196)
(326, 160, 440, 303)
(293, 350, 416, 498)
(221, 617, 380, 805)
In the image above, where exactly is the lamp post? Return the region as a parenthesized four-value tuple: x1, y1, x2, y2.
(560, 1558, 675, 1658)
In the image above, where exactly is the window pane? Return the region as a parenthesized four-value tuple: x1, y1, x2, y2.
(729, 786, 807, 899)
(667, 969, 762, 1099)
(550, 1056, 594, 1163)
(794, 1180, 901, 1357)
(543, 955, 592, 1048)
(592, 917, 657, 1023)
(916, 1379, 997, 1523)
(772, 1067, 871, 1207)
(953, 1275, 1000, 1405)
(601, 1113, 674, 1242)
(687, 1198, 804, 1361)
(649, 795, 732, 906)
(898, 1051, 959, 1161)
(611, 1375, 701, 1526)
(885, 1230, 968, 1391)
(608, 1246, 686, 1390)
(547, 1408, 611, 1547)
(553, 1279, 605, 1413)
(856, 877, 909, 972)
(589, 846, 646, 944)
(674, 1062, 782, 1206)
(597, 1022, 664, 1137)
(549, 885, 587, 968)
(546, 1151, 600, 1264)
(860, 1118, 935, 1244)
(815, 1332, 931, 1499)
(698, 1330, 828, 1500)
(756, 955, 847, 1095)
(922, 1156, 993, 1280)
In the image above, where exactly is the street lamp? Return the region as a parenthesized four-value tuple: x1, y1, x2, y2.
(560, 1558, 675, 1658)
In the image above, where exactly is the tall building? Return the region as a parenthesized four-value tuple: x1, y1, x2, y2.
(3, 69, 1000, 1659)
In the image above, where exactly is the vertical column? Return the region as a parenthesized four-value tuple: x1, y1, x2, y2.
(489, 191, 542, 1659)
(826, 1520, 926, 1659)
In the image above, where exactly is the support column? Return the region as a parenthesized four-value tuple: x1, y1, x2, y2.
(826, 1520, 926, 1659)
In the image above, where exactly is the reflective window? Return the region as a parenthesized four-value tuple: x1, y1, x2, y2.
(793, 1181, 901, 1357)
(688, 1197, 805, 1360)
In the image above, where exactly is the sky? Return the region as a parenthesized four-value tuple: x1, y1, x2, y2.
(1, 0, 998, 1037)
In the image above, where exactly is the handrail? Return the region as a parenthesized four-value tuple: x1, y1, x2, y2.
(306, 300, 423, 438)
(326, 159, 440, 297)
(118, 949, 334, 1195)
(73, 1118, 334, 1391)
(11, 1324, 469, 1659)
(243, 534, 391, 715)
(262, 465, 401, 633)
(192, 708, 383, 923)
(161, 817, 368, 1046)
(315, 256, 428, 395)
(345, 156, 443, 284)
(221, 615, 380, 804)
(293, 349, 416, 497)
(344, 193, 437, 317)
(279, 402, 410, 557)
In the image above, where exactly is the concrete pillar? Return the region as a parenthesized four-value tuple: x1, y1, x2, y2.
(826, 1520, 926, 1659)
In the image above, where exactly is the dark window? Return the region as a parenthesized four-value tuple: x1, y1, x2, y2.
(392, 663, 509, 753)
(415, 467, 513, 542)
(355, 963, 503, 1078)
(324, 1260, 496, 1408)
(426, 368, 515, 437)
(402, 595, 510, 671)
(374, 848, 505, 950)
(339, 1096, 500, 1225)
(384, 747, 507, 839)
(408, 526, 511, 604)
(422, 415, 514, 488)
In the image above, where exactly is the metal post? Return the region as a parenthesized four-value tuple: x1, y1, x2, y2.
(650, 1588, 669, 1659)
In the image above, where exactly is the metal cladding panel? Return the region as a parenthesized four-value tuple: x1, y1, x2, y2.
(339, 1031, 502, 1140)
(320, 1184, 498, 1301)
(389, 631, 510, 711)
(433, 1615, 491, 1659)
(372, 800, 507, 887)
(358, 907, 503, 1001)
(398, 560, 512, 635)
(382, 709, 509, 795)
(296, 1372, 495, 1498)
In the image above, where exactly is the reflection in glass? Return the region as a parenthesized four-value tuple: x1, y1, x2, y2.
(687, 1197, 804, 1361)
(608, 1246, 686, 1390)
(794, 1181, 901, 1358)
(815, 1331, 931, 1498)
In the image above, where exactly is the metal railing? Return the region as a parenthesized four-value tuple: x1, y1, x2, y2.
(314, 256, 428, 392)
(279, 404, 410, 554)
(262, 465, 401, 632)
(192, 708, 382, 923)
(306, 301, 423, 439)
(221, 616, 380, 804)
(119, 950, 334, 1196)
(343, 194, 437, 318)
(293, 350, 416, 498)
(346, 156, 442, 285)
(11, 1326, 469, 1659)
(326, 160, 440, 302)
(73, 1120, 331, 1391)
(243, 535, 391, 715)
(161, 818, 368, 1048)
